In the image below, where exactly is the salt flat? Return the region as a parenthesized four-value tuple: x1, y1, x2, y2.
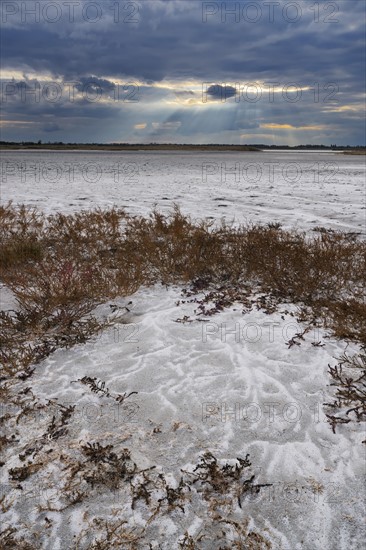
(1, 151, 365, 549)
(1, 150, 365, 233)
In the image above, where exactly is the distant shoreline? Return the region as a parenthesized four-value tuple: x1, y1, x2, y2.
(0, 143, 259, 152)
(0, 143, 365, 154)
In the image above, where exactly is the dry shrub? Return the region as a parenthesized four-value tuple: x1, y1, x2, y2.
(1, 204, 365, 381)
(45, 207, 125, 254)
(325, 346, 366, 434)
(211, 225, 365, 345)
(0, 202, 45, 271)
(121, 206, 225, 284)
(75, 519, 143, 550)
(0, 528, 37, 550)
(233, 226, 364, 303)
(323, 300, 366, 343)
(0, 205, 141, 377)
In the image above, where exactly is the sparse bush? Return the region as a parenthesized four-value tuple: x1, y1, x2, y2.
(325, 346, 366, 434)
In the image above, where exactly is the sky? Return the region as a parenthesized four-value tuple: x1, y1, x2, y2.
(1, 0, 365, 145)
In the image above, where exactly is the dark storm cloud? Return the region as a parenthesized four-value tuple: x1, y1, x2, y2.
(1, 78, 120, 118)
(74, 77, 116, 95)
(206, 85, 237, 100)
(1, 0, 365, 143)
(2, 1, 364, 84)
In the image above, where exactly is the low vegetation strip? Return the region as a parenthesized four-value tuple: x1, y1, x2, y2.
(1, 203, 365, 378)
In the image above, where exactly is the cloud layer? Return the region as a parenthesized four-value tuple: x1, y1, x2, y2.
(1, 0, 365, 144)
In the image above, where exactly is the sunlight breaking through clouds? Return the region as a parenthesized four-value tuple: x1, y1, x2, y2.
(261, 123, 325, 131)
(1, 0, 365, 145)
